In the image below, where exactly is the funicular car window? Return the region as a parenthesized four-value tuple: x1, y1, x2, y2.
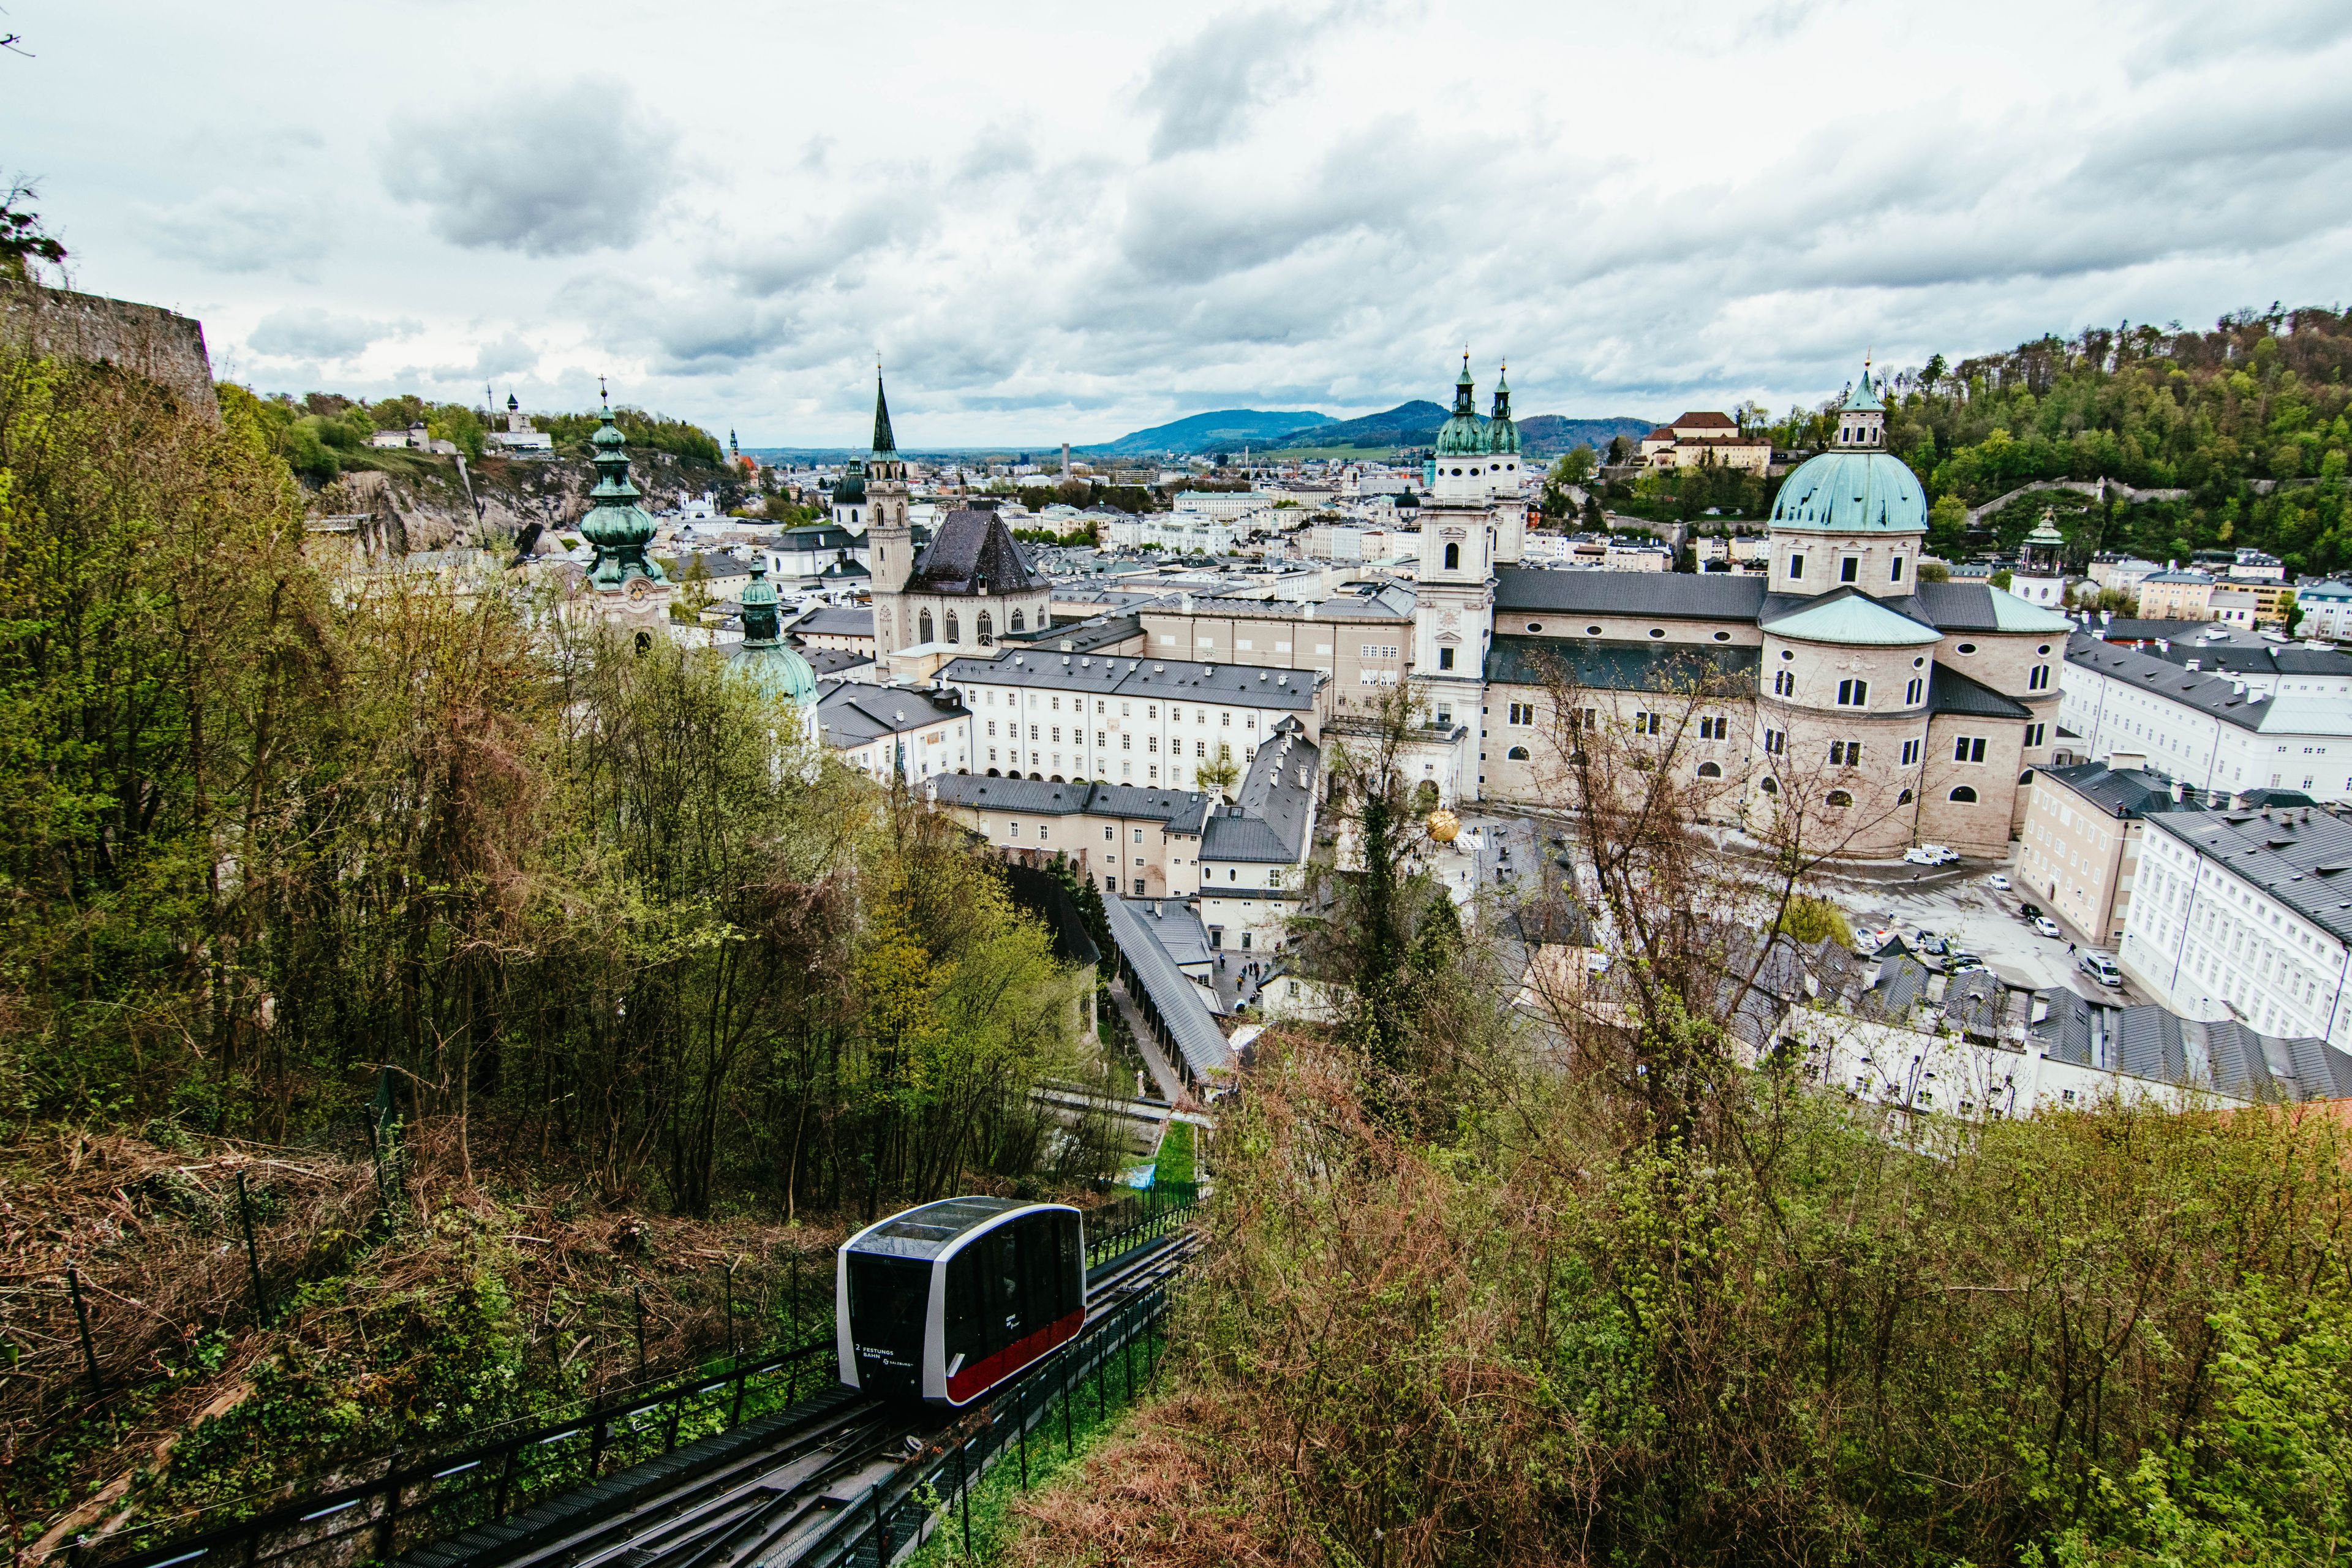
(979, 1223, 1022, 1354)
(943, 1248, 982, 1371)
(846, 1254, 929, 1372)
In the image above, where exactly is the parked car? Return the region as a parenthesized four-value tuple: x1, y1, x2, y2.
(2079, 952, 2124, 987)
(1986, 873, 2011, 890)
(2018, 902, 2044, 922)
(1915, 933, 1948, 956)
(1902, 846, 1939, 865)
(2031, 916, 2063, 939)
(1947, 949, 1981, 970)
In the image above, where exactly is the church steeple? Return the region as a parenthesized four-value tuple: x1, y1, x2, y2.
(1486, 362, 1520, 456)
(872, 366, 897, 455)
(1452, 349, 1476, 418)
(580, 380, 666, 594)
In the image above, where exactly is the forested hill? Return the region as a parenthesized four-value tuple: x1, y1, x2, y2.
(1853, 307, 2352, 575)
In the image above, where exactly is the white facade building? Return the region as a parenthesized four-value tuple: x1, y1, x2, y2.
(2059, 633, 2352, 800)
(2119, 807, 2352, 1047)
(943, 650, 1323, 790)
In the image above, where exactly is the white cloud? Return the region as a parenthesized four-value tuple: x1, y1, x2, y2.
(12, 0, 2352, 443)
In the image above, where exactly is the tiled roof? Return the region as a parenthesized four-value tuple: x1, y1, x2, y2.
(2064, 632, 2352, 735)
(927, 774, 1209, 824)
(815, 682, 969, 745)
(1926, 663, 2034, 720)
(941, 652, 1320, 709)
(908, 510, 1050, 595)
(1485, 635, 1759, 692)
(792, 606, 876, 638)
(2144, 806, 2352, 947)
(2035, 990, 2352, 1102)
(1202, 725, 1317, 864)
(1493, 568, 1768, 622)
(1102, 895, 1235, 1080)
(2034, 761, 2188, 819)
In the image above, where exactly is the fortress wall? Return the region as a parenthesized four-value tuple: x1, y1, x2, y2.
(0, 281, 219, 423)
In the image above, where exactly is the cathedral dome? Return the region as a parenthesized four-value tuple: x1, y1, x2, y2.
(834, 458, 868, 505)
(1768, 450, 1927, 535)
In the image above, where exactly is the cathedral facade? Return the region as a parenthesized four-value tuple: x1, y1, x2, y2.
(1423, 363, 2070, 858)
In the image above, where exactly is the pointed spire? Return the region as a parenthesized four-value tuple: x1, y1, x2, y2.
(1452, 348, 1476, 417)
(871, 363, 897, 454)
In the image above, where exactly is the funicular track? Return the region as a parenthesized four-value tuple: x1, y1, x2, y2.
(86, 1199, 1198, 1568)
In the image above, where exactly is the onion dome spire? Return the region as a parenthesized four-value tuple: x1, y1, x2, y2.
(1487, 361, 1520, 455)
(1435, 347, 1489, 456)
(581, 379, 666, 591)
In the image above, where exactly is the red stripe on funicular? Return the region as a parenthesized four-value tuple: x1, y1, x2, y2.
(946, 1309, 1084, 1403)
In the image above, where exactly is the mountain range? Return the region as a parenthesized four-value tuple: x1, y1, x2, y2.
(1076, 402, 1656, 459)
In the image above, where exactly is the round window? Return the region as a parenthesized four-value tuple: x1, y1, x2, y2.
(1648, 628, 1666, 639)
(1713, 630, 1732, 642)
(1780, 649, 1795, 661)
(1586, 624, 1603, 636)
(2037, 644, 2052, 655)
(1956, 642, 1978, 655)
(1527, 622, 1542, 633)
(1913, 656, 1926, 668)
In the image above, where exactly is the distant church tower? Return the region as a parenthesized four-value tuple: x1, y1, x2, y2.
(1414, 352, 1498, 723)
(864, 369, 917, 655)
(578, 381, 671, 631)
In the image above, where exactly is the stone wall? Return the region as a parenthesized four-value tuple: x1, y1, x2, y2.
(0, 281, 219, 423)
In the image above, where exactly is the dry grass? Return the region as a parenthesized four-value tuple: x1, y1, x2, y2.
(1001, 1387, 1300, 1568)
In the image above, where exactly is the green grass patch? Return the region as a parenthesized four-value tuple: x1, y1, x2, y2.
(1152, 1122, 1196, 1188)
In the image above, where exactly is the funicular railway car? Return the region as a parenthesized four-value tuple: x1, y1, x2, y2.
(837, 1197, 1086, 1406)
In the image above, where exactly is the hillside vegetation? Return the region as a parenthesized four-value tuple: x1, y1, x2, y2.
(0, 351, 1118, 1558)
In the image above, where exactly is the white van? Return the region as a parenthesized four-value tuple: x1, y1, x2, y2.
(2078, 952, 2123, 987)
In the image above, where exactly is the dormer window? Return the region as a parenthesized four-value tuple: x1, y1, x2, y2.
(1788, 554, 1806, 579)
(1891, 556, 1905, 582)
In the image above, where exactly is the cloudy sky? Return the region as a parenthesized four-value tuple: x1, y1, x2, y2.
(9, 0, 2351, 445)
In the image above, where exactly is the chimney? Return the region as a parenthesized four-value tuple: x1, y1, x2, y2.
(2171, 780, 2185, 804)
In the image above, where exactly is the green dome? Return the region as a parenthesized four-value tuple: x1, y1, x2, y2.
(1769, 450, 1927, 535)
(834, 458, 867, 505)
(731, 558, 816, 704)
(1486, 366, 1520, 456)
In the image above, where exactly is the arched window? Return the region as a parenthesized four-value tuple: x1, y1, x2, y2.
(1758, 776, 1779, 794)
(851, 508, 860, 524)
(2019, 769, 2035, 785)
(1444, 542, 1460, 571)
(1897, 788, 1913, 805)
(945, 611, 960, 644)
(1697, 761, 1722, 778)
(919, 609, 935, 643)
(1949, 785, 1978, 804)
(1507, 745, 1530, 760)
(1011, 609, 1026, 631)
(1826, 789, 1854, 807)
(977, 611, 993, 644)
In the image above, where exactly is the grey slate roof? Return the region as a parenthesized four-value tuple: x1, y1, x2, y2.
(2035, 761, 2187, 820)
(1484, 635, 1760, 692)
(815, 681, 968, 745)
(791, 606, 876, 638)
(941, 652, 1320, 709)
(802, 646, 874, 677)
(1201, 722, 1317, 864)
(2065, 631, 2299, 733)
(927, 774, 1211, 828)
(1494, 567, 1768, 622)
(908, 510, 1051, 595)
(2034, 990, 2352, 1102)
(1102, 894, 1235, 1080)
(1927, 663, 2035, 720)
(2144, 805, 2352, 946)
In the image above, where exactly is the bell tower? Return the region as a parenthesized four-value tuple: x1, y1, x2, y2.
(864, 366, 916, 653)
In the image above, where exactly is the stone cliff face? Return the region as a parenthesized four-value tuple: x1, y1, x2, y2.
(0, 280, 220, 422)
(314, 450, 728, 553)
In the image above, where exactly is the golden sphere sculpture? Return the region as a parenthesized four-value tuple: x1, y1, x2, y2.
(1426, 808, 1461, 844)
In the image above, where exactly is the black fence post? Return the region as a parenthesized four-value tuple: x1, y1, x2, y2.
(960, 1441, 973, 1558)
(374, 1450, 403, 1560)
(790, 1251, 801, 1346)
(66, 1266, 104, 1402)
(588, 1417, 607, 1479)
(1018, 1389, 1030, 1490)
(725, 1261, 737, 1362)
(1061, 1361, 1072, 1455)
(495, 1444, 516, 1518)
(633, 1286, 647, 1376)
(236, 1170, 269, 1327)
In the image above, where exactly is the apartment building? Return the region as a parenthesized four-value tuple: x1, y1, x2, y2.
(2136, 570, 2216, 619)
(814, 680, 971, 782)
(2300, 581, 2352, 641)
(2017, 758, 2185, 944)
(2057, 633, 2352, 800)
(2120, 805, 2352, 1046)
(1135, 589, 1413, 717)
